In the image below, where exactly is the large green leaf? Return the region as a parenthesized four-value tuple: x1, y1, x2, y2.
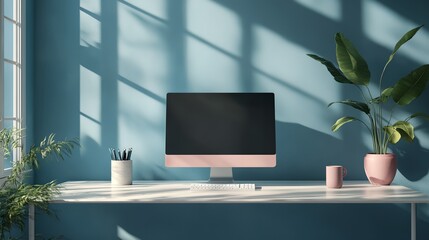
(335, 33, 370, 85)
(307, 54, 352, 84)
(328, 100, 370, 114)
(371, 87, 393, 104)
(391, 65, 429, 105)
(331, 116, 356, 132)
(406, 112, 429, 121)
(384, 126, 401, 144)
(386, 25, 423, 66)
(393, 121, 414, 142)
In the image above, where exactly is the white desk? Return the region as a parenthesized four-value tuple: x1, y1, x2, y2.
(29, 181, 429, 240)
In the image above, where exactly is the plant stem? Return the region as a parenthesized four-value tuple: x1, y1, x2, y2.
(365, 114, 377, 152)
(382, 105, 397, 153)
(358, 116, 373, 134)
(379, 63, 389, 97)
(363, 85, 383, 153)
(377, 62, 390, 153)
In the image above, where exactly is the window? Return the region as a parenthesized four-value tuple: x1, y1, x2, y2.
(1, 0, 24, 177)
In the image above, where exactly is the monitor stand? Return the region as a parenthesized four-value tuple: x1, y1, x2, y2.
(208, 167, 233, 183)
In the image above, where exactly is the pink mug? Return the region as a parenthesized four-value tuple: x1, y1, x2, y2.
(326, 165, 347, 188)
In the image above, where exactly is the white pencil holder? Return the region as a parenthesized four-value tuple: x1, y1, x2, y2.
(111, 160, 132, 185)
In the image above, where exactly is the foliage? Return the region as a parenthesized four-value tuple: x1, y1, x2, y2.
(308, 26, 429, 154)
(0, 127, 78, 239)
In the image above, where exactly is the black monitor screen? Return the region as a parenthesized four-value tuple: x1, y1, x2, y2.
(166, 93, 276, 155)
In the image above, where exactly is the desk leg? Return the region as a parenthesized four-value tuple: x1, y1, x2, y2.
(411, 203, 416, 240)
(29, 204, 35, 240)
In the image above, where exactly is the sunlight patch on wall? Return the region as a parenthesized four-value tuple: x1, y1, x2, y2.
(118, 81, 165, 165)
(80, 66, 102, 145)
(117, 226, 141, 240)
(80, 0, 100, 15)
(251, 24, 341, 134)
(118, 1, 168, 96)
(123, 0, 168, 21)
(362, 0, 429, 64)
(80, 0, 101, 47)
(80, 66, 101, 121)
(186, 0, 242, 57)
(80, 114, 101, 150)
(294, 0, 342, 21)
(186, 36, 241, 91)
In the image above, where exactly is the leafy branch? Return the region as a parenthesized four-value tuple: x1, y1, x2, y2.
(308, 25, 429, 154)
(0, 127, 78, 239)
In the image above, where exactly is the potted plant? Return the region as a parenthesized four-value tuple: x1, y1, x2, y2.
(308, 25, 429, 185)
(0, 127, 78, 239)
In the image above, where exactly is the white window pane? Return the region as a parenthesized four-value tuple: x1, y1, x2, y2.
(4, 20, 15, 61)
(3, 62, 15, 118)
(4, 0, 15, 20)
(2, 0, 20, 172)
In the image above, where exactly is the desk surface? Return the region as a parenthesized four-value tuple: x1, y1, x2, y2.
(53, 181, 429, 204)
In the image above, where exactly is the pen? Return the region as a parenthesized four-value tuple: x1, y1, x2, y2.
(122, 149, 127, 161)
(113, 149, 118, 160)
(127, 148, 132, 160)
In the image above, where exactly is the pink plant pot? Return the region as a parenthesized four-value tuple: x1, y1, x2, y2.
(364, 153, 397, 186)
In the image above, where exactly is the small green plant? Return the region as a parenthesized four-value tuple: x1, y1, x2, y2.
(0, 127, 78, 239)
(308, 25, 429, 154)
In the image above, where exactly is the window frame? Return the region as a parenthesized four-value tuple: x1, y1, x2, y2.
(0, 0, 25, 179)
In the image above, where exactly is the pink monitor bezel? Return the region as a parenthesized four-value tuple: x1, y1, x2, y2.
(165, 154, 276, 167)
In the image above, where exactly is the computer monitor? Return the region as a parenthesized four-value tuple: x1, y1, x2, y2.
(165, 93, 276, 182)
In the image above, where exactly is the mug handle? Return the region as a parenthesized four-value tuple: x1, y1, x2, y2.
(343, 167, 347, 178)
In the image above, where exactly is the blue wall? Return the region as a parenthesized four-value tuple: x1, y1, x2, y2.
(25, 0, 34, 154)
(32, 0, 429, 239)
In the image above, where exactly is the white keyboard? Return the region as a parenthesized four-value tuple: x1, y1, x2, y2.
(190, 183, 256, 191)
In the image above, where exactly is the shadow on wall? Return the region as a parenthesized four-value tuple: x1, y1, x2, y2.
(34, 0, 429, 185)
(395, 137, 429, 182)
(236, 121, 367, 180)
